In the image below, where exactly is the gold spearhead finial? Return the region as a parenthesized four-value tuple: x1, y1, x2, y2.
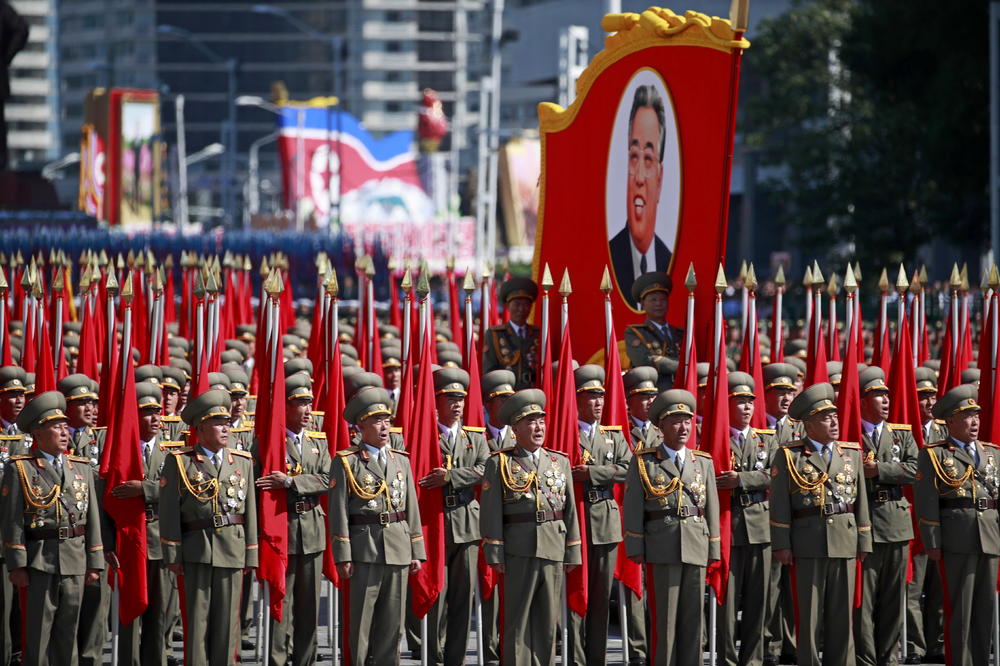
(31, 278, 42, 301)
(400, 269, 412, 294)
(135, 250, 145, 269)
(259, 256, 270, 278)
(324, 267, 339, 297)
(0, 268, 7, 292)
(989, 264, 1000, 290)
(192, 271, 206, 299)
(242, 255, 251, 272)
(895, 264, 909, 291)
(853, 262, 862, 282)
(203, 268, 220, 295)
(685, 263, 697, 291)
(388, 256, 399, 272)
(919, 265, 928, 284)
(153, 267, 165, 292)
(600, 266, 612, 294)
(960, 263, 970, 291)
(126, 249, 135, 268)
(909, 270, 922, 294)
(105, 269, 119, 295)
(482, 261, 493, 281)
(53, 267, 65, 292)
(746, 263, 758, 291)
(774, 264, 786, 287)
(803, 265, 813, 287)
(365, 256, 376, 279)
(826, 273, 838, 297)
(541, 263, 554, 290)
(737, 260, 747, 282)
(165, 254, 175, 270)
(446, 255, 455, 271)
(811, 261, 824, 286)
(462, 270, 476, 294)
(878, 267, 889, 291)
(844, 265, 858, 294)
(263, 268, 283, 296)
(15, 249, 24, 267)
(558, 268, 572, 297)
(21, 261, 34, 291)
(121, 272, 134, 305)
(948, 263, 961, 289)
(416, 268, 431, 299)
(715, 264, 727, 294)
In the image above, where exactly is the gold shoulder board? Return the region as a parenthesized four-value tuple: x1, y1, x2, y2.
(230, 449, 252, 458)
(336, 447, 359, 457)
(462, 426, 486, 433)
(691, 449, 713, 458)
(67, 455, 90, 463)
(600, 425, 622, 432)
(306, 431, 327, 439)
(491, 447, 516, 455)
(754, 428, 776, 435)
(838, 441, 861, 450)
(389, 427, 403, 434)
(888, 423, 912, 431)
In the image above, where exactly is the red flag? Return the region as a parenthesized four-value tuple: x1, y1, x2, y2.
(771, 286, 785, 364)
(804, 292, 829, 388)
(488, 278, 500, 328)
(307, 289, 326, 404)
(321, 338, 352, 584)
(448, 269, 464, 355)
(280, 272, 295, 332)
(977, 292, 1000, 443)
(465, 347, 484, 429)
(407, 317, 446, 618)
(20, 305, 36, 374)
(164, 264, 177, 325)
(701, 298, 731, 602)
(370, 316, 383, 379)
(739, 294, 766, 429)
(99, 307, 148, 624)
(389, 271, 402, 332)
(34, 318, 56, 395)
(76, 296, 100, 379)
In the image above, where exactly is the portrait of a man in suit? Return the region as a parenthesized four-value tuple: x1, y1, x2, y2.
(608, 84, 673, 308)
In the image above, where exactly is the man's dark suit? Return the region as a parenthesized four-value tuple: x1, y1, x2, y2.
(608, 226, 671, 308)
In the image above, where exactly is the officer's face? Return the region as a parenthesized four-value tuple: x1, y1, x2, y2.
(765, 387, 795, 417)
(230, 394, 247, 420)
(436, 394, 465, 426)
(576, 391, 604, 424)
(804, 410, 839, 444)
(627, 392, 656, 422)
(729, 396, 754, 430)
(918, 391, 936, 422)
(626, 106, 663, 253)
(358, 414, 391, 448)
(946, 409, 979, 444)
(139, 406, 161, 441)
(507, 298, 532, 327)
(66, 398, 97, 428)
(197, 417, 230, 450)
(286, 398, 312, 432)
(486, 395, 510, 425)
(861, 390, 890, 424)
(162, 387, 180, 415)
(641, 292, 669, 323)
(659, 414, 692, 450)
(34, 419, 69, 456)
(0, 391, 26, 422)
(384, 366, 402, 390)
(512, 414, 545, 451)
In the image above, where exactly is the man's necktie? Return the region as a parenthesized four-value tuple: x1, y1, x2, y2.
(738, 432, 746, 450)
(823, 445, 832, 463)
(969, 443, 980, 467)
(640, 255, 648, 275)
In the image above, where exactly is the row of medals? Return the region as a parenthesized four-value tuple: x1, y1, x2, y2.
(733, 445, 769, 472)
(363, 471, 405, 510)
(800, 461, 855, 506)
(29, 479, 89, 528)
(652, 468, 705, 510)
(943, 453, 999, 497)
(191, 470, 248, 511)
(508, 461, 566, 504)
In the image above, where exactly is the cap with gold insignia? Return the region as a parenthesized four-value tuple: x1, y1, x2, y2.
(344, 387, 393, 425)
(728, 371, 756, 398)
(181, 389, 232, 426)
(434, 367, 470, 396)
(207, 372, 232, 392)
(961, 368, 981, 385)
(785, 340, 808, 359)
(57, 373, 98, 401)
(696, 362, 710, 388)
(168, 357, 192, 379)
(221, 365, 250, 395)
(136, 382, 163, 410)
(653, 356, 679, 390)
(499, 277, 538, 304)
(437, 349, 464, 368)
(498, 388, 546, 426)
(786, 357, 807, 377)
(341, 344, 359, 361)
(648, 389, 696, 424)
(914, 367, 938, 394)
(345, 371, 384, 400)
(826, 361, 843, 386)
(788, 383, 837, 421)
(630, 271, 672, 307)
(437, 341, 461, 355)
(135, 364, 164, 385)
(168, 337, 191, 352)
(435, 323, 453, 342)
(236, 324, 256, 342)
(482, 370, 516, 400)
(224, 339, 250, 359)
(285, 373, 314, 401)
(932, 384, 980, 419)
(0, 366, 28, 394)
(282, 334, 306, 354)
(160, 365, 187, 392)
(220, 350, 244, 365)
(381, 324, 400, 339)
(381, 343, 402, 368)
(859, 366, 888, 393)
(574, 364, 606, 393)
(63, 332, 80, 353)
(623, 366, 659, 396)
(15, 391, 68, 432)
(24, 372, 35, 396)
(922, 359, 941, 373)
(338, 323, 355, 342)
(284, 358, 314, 378)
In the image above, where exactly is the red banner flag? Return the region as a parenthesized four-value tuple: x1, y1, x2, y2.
(978, 291, 1000, 443)
(321, 338, 352, 584)
(739, 291, 766, 429)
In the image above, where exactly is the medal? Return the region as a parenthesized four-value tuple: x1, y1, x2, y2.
(76, 501, 86, 511)
(227, 497, 238, 508)
(230, 474, 239, 486)
(227, 487, 236, 498)
(802, 464, 814, 474)
(363, 474, 374, 485)
(238, 490, 246, 501)
(239, 478, 247, 489)
(194, 471, 204, 482)
(366, 499, 378, 509)
(605, 451, 613, 460)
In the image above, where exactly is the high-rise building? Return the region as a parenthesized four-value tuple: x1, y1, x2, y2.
(7, 0, 60, 168)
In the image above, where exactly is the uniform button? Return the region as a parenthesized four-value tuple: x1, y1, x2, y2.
(827, 518, 834, 525)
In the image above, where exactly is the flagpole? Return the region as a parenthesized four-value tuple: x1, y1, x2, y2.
(401, 270, 413, 368)
(480, 263, 492, 355)
(261, 279, 281, 665)
(990, 280, 1000, 666)
(739, 261, 748, 344)
(417, 272, 430, 666)
(827, 274, 837, 359)
(708, 266, 727, 666)
(910, 275, 921, 365)
(541, 265, 551, 365)
(773, 267, 784, 360)
(803, 265, 813, 335)
(685, 264, 696, 364)
(365, 256, 376, 368)
(328, 267, 341, 666)
(558, 269, 571, 663)
(53, 267, 64, 377)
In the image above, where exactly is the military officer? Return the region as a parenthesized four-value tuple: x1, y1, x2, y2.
(412, 368, 489, 665)
(482, 278, 541, 390)
(916, 367, 948, 445)
(382, 342, 403, 411)
(113, 382, 183, 666)
(1, 391, 104, 666)
(854, 366, 918, 666)
(0, 365, 28, 439)
(567, 365, 632, 666)
(717, 372, 777, 666)
(763, 363, 803, 445)
(58, 374, 106, 463)
(221, 364, 254, 451)
(770, 382, 872, 666)
(915, 385, 1000, 666)
(160, 365, 188, 443)
(159, 389, 258, 666)
(623, 272, 684, 370)
(330, 388, 425, 666)
(0, 366, 25, 665)
(623, 388, 720, 666)
(344, 372, 407, 452)
(481, 389, 581, 665)
(254, 376, 332, 666)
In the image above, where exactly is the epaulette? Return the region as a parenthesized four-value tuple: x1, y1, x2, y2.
(491, 447, 517, 455)
(487, 324, 508, 332)
(0, 435, 21, 441)
(925, 440, 946, 448)
(173, 447, 194, 455)
(785, 441, 806, 448)
(462, 426, 486, 433)
(306, 431, 327, 439)
(788, 417, 801, 423)
(983, 441, 999, 449)
(888, 423, 912, 431)
(311, 410, 326, 416)
(230, 449, 252, 458)
(337, 446, 359, 457)
(934, 419, 946, 425)
(391, 449, 410, 456)
(691, 450, 713, 458)
(230, 427, 252, 433)
(390, 427, 403, 434)
(160, 441, 185, 448)
(754, 428, 776, 435)
(547, 449, 569, 458)
(635, 447, 659, 455)
(67, 455, 90, 463)
(91, 426, 107, 431)
(838, 441, 861, 450)
(9, 455, 30, 461)
(161, 415, 181, 422)
(600, 425, 622, 432)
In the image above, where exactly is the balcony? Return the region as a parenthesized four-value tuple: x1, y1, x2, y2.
(362, 80, 419, 101)
(362, 20, 418, 40)
(362, 50, 418, 70)
(361, 110, 417, 133)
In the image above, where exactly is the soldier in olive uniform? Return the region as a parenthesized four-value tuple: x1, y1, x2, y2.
(915, 385, 1000, 666)
(482, 278, 541, 390)
(382, 342, 403, 413)
(221, 365, 254, 451)
(253, 376, 332, 666)
(1, 391, 104, 666)
(330, 388, 425, 666)
(623, 272, 684, 370)
(0, 365, 29, 440)
(344, 372, 407, 452)
(412, 368, 490, 665)
(114, 382, 183, 666)
(480, 389, 582, 665)
(0, 366, 26, 666)
(905, 367, 946, 664)
(160, 365, 189, 443)
(717, 372, 777, 666)
(854, 367, 918, 666)
(770, 383, 872, 666)
(159, 390, 259, 666)
(567, 365, 632, 666)
(624, 388, 719, 666)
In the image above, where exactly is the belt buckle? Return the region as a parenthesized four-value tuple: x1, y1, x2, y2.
(379, 512, 391, 526)
(145, 507, 155, 521)
(822, 503, 835, 516)
(444, 495, 458, 508)
(535, 510, 548, 523)
(57, 526, 70, 539)
(977, 498, 990, 511)
(677, 505, 690, 518)
(294, 501, 305, 514)
(212, 514, 226, 528)
(738, 493, 751, 508)
(586, 490, 600, 503)
(876, 490, 890, 502)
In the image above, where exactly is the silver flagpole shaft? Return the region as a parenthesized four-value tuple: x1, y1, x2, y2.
(331, 582, 340, 666)
(255, 581, 265, 664)
(900, 579, 908, 660)
(618, 580, 629, 664)
(111, 587, 120, 666)
(562, 583, 569, 664)
(262, 586, 271, 662)
(475, 578, 484, 665)
(421, 615, 429, 666)
(709, 588, 717, 666)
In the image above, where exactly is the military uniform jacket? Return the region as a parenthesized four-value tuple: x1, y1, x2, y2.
(923, 419, 948, 446)
(159, 447, 259, 568)
(579, 425, 631, 546)
(329, 445, 426, 566)
(768, 415, 803, 446)
(69, 425, 106, 465)
(482, 323, 540, 390)
(623, 321, 684, 369)
(160, 414, 187, 443)
(486, 425, 516, 453)
(480, 446, 582, 565)
(229, 418, 255, 452)
(623, 447, 720, 566)
(916, 438, 1000, 556)
(1, 450, 104, 575)
(251, 431, 331, 555)
(439, 426, 490, 545)
(730, 428, 778, 546)
(630, 420, 663, 450)
(142, 436, 185, 560)
(0, 433, 29, 479)
(769, 439, 873, 558)
(862, 423, 918, 543)
(350, 428, 407, 452)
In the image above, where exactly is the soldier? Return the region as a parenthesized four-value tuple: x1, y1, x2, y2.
(330, 388, 425, 666)
(483, 370, 516, 451)
(382, 342, 402, 411)
(567, 365, 632, 666)
(1, 391, 104, 666)
(58, 374, 105, 462)
(763, 363, 803, 445)
(623, 272, 684, 370)
(770, 383, 872, 666)
(160, 365, 188, 443)
(412, 368, 489, 665)
(221, 364, 254, 451)
(915, 385, 1000, 666)
(0, 365, 28, 438)
(905, 368, 946, 664)
(624, 388, 719, 666)
(113, 382, 183, 666)
(482, 278, 541, 390)
(344, 372, 407, 452)
(254, 376, 332, 666)
(0, 366, 24, 665)
(717, 372, 777, 666)
(480, 389, 581, 665)
(159, 389, 258, 666)
(854, 366, 918, 666)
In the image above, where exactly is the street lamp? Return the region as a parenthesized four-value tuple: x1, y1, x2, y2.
(247, 132, 279, 223)
(157, 24, 239, 229)
(41, 152, 81, 180)
(185, 142, 225, 167)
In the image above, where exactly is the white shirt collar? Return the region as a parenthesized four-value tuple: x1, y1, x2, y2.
(200, 445, 222, 462)
(363, 442, 387, 460)
(510, 322, 525, 337)
(808, 438, 832, 454)
(660, 444, 685, 465)
(488, 422, 506, 440)
(438, 422, 460, 439)
(578, 420, 598, 438)
(862, 419, 884, 437)
(951, 436, 975, 450)
(730, 425, 751, 440)
(629, 235, 657, 280)
(631, 416, 650, 431)
(141, 436, 156, 450)
(39, 449, 60, 465)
